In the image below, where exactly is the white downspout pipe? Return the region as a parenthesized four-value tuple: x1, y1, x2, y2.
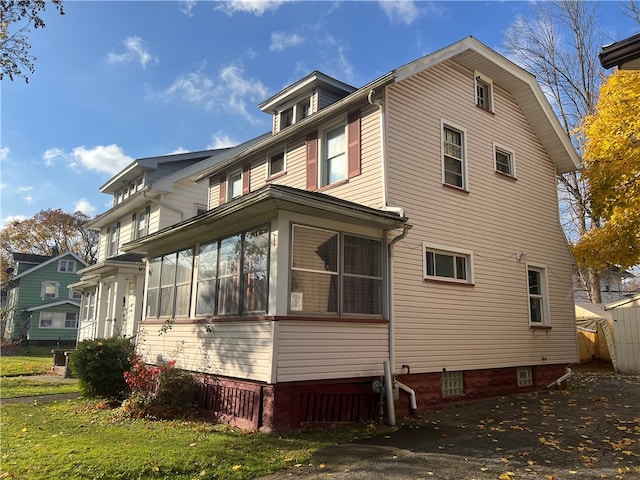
(383, 360, 396, 426)
(546, 366, 572, 389)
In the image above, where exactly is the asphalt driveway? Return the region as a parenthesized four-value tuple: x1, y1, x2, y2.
(260, 365, 640, 479)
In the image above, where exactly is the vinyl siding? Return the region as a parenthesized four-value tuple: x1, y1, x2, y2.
(138, 321, 273, 382)
(385, 60, 577, 373)
(207, 104, 384, 210)
(275, 320, 389, 382)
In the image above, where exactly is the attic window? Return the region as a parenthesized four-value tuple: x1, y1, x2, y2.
(474, 71, 493, 112)
(296, 98, 311, 121)
(280, 107, 294, 129)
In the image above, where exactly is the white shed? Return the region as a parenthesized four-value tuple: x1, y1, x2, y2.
(605, 294, 640, 374)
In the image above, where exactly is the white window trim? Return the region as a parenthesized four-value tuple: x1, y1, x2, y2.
(57, 259, 76, 273)
(228, 169, 243, 200)
(423, 242, 474, 284)
(517, 366, 533, 387)
(493, 142, 516, 178)
(526, 263, 551, 326)
(267, 148, 287, 178)
(41, 281, 60, 299)
(474, 71, 494, 112)
(319, 118, 348, 188)
(440, 119, 468, 190)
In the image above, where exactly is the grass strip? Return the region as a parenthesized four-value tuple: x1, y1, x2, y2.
(1, 399, 380, 480)
(1, 376, 82, 399)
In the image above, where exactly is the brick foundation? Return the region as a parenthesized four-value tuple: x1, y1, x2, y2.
(191, 364, 569, 431)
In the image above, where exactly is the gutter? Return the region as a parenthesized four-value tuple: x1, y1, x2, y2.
(193, 72, 397, 183)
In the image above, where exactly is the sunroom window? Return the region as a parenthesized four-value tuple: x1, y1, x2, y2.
(290, 224, 382, 316)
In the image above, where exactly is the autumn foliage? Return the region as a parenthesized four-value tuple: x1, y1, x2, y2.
(573, 70, 640, 271)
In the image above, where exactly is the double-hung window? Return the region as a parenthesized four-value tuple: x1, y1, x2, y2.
(527, 265, 549, 326)
(39, 312, 78, 329)
(268, 151, 285, 177)
(474, 71, 493, 112)
(321, 124, 347, 187)
(494, 144, 515, 177)
(41, 281, 59, 299)
(107, 221, 120, 257)
(442, 123, 466, 189)
(290, 225, 383, 316)
(146, 248, 194, 318)
(424, 243, 473, 283)
(228, 170, 243, 200)
(195, 226, 270, 317)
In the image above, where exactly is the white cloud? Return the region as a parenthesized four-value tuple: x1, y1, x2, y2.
(107, 36, 158, 69)
(74, 199, 96, 216)
(179, 0, 197, 16)
(22, 194, 34, 204)
(158, 63, 268, 124)
(43, 147, 66, 166)
(16, 186, 33, 193)
(167, 147, 190, 155)
(72, 145, 134, 175)
(378, 0, 419, 25)
(269, 31, 304, 52)
(207, 132, 238, 149)
(1, 214, 27, 227)
(321, 35, 355, 83)
(0, 147, 9, 161)
(163, 68, 220, 110)
(216, 0, 288, 16)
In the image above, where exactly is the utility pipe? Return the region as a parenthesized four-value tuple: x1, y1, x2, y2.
(383, 360, 396, 426)
(395, 380, 418, 415)
(547, 366, 572, 389)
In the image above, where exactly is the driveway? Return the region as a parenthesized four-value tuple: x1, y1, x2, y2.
(260, 366, 640, 479)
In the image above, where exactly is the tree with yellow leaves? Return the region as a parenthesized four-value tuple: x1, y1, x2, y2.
(573, 70, 640, 271)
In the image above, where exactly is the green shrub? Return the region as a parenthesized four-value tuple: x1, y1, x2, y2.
(69, 337, 135, 399)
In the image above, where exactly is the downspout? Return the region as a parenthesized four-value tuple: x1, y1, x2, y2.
(143, 187, 184, 221)
(546, 366, 572, 389)
(369, 88, 417, 424)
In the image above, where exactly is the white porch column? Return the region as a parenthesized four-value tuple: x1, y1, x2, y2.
(111, 275, 126, 337)
(96, 281, 109, 338)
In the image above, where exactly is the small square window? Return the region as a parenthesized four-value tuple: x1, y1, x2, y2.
(65, 312, 78, 329)
(441, 371, 464, 397)
(495, 146, 515, 177)
(517, 366, 533, 387)
(268, 151, 285, 177)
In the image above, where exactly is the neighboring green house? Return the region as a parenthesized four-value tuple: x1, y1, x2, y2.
(3, 251, 87, 346)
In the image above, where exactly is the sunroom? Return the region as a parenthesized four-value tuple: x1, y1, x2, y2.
(123, 183, 407, 430)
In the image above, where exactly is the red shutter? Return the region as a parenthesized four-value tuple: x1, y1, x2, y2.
(306, 131, 318, 191)
(218, 175, 226, 205)
(243, 163, 251, 194)
(348, 110, 361, 179)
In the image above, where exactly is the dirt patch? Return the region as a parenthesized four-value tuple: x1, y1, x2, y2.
(259, 368, 640, 479)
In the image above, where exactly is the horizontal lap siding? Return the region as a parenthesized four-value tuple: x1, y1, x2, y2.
(139, 321, 273, 382)
(164, 179, 209, 221)
(276, 321, 388, 382)
(386, 61, 577, 373)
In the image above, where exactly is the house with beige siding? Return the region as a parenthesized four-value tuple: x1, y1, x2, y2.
(122, 37, 580, 431)
(69, 147, 265, 342)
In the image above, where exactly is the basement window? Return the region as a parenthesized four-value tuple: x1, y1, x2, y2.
(517, 366, 533, 387)
(441, 370, 464, 397)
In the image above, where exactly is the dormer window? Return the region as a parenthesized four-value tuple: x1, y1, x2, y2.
(278, 96, 312, 132)
(474, 71, 493, 112)
(280, 107, 294, 129)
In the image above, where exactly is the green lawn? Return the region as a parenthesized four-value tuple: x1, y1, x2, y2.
(0, 399, 378, 480)
(1, 346, 55, 376)
(0, 376, 82, 399)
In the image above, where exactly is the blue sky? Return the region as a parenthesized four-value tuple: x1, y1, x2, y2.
(1, 1, 636, 225)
